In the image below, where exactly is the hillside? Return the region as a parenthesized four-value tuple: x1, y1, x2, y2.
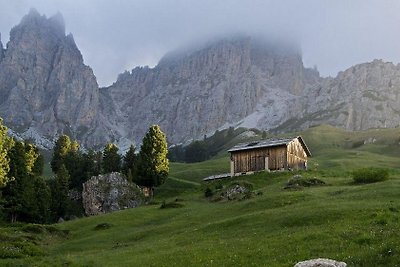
(2, 125, 400, 266)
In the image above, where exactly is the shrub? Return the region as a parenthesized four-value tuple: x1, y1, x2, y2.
(21, 224, 45, 234)
(215, 183, 223, 190)
(159, 200, 184, 209)
(284, 175, 325, 189)
(0, 241, 45, 259)
(204, 187, 213, 198)
(352, 167, 389, 184)
(94, 223, 113, 231)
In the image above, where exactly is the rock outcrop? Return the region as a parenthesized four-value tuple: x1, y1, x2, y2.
(294, 258, 347, 267)
(82, 172, 144, 216)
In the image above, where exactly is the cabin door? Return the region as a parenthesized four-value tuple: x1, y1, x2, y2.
(251, 156, 265, 172)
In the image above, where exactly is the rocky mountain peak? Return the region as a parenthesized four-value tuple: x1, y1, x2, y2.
(103, 36, 320, 145)
(0, 10, 103, 149)
(13, 8, 65, 42)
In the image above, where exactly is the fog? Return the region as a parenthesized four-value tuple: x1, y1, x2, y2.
(1, 0, 400, 86)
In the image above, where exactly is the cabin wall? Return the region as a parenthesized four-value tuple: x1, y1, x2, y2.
(287, 139, 308, 170)
(231, 146, 287, 174)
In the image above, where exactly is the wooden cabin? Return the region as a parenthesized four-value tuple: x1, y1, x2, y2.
(228, 136, 311, 176)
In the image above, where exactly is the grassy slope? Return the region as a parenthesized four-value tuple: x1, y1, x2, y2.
(2, 125, 400, 266)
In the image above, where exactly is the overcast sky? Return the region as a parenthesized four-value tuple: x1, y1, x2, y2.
(1, 0, 400, 86)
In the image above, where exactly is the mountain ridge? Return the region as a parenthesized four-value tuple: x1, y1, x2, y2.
(1, 10, 400, 150)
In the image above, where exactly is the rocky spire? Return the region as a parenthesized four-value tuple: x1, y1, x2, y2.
(0, 9, 103, 148)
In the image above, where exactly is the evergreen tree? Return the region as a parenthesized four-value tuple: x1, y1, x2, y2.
(64, 150, 85, 189)
(3, 141, 26, 222)
(262, 130, 267, 139)
(134, 125, 169, 197)
(32, 176, 51, 223)
(2, 140, 50, 223)
(52, 164, 70, 219)
(0, 118, 13, 187)
(51, 135, 71, 174)
(93, 150, 103, 175)
(122, 144, 136, 180)
(168, 145, 185, 162)
(24, 143, 39, 174)
(227, 126, 235, 138)
(184, 141, 208, 163)
(102, 143, 121, 173)
(84, 150, 101, 178)
(32, 153, 44, 177)
(70, 140, 79, 153)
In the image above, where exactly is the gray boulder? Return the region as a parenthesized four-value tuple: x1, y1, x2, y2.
(294, 258, 347, 267)
(82, 172, 144, 216)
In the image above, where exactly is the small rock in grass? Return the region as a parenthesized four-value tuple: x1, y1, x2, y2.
(294, 258, 347, 267)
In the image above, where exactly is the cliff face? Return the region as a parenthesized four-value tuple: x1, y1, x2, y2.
(297, 60, 400, 131)
(0, 9, 103, 148)
(2, 10, 400, 149)
(103, 37, 320, 144)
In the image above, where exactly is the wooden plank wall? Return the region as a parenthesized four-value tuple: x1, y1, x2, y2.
(286, 139, 308, 170)
(231, 146, 287, 174)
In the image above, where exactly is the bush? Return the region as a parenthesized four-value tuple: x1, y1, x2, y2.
(284, 175, 325, 189)
(160, 200, 184, 209)
(204, 187, 213, 198)
(0, 241, 45, 259)
(215, 183, 223, 190)
(94, 223, 113, 231)
(21, 224, 45, 234)
(352, 167, 389, 184)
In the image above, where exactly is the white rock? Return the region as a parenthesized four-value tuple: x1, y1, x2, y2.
(294, 258, 347, 267)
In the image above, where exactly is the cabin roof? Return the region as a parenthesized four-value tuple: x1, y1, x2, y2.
(227, 136, 312, 156)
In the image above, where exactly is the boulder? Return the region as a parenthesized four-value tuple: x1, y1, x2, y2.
(223, 184, 249, 200)
(294, 258, 347, 267)
(82, 172, 144, 216)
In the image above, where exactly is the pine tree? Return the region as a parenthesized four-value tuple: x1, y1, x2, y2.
(102, 143, 121, 173)
(122, 144, 136, 181)
(185, 141, 208, 163)
(32, 176, 51, 223)
(32, 153, 44, 177)
(3, 141, 29, 222)
(24, 143, 39, 174)
(53, 164, 70, 219)
(134, 125, 169, 197)
(70, 140, 80, 153)
(51, 135, 71, 174)
(2, 140, 49, 223)
(64, 150, 82, 189)
(0, 118, 13, 187)
(84, 150, 101, 178)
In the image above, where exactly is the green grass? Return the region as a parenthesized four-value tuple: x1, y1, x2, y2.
(2, 125, 400, 266)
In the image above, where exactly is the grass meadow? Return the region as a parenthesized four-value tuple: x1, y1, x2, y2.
(1, 125, 400, 266)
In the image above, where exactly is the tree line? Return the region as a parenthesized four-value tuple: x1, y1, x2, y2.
(0, 119, 169, 224)
(168, 127, 261, 163)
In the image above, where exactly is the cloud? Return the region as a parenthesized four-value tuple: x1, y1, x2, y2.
(0, 0, 399, 86)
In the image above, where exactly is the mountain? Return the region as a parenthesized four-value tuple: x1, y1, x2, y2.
(102, 37, 320, 144)
(0, 9, 107, 148)
(1, 10, 400, 149)
(300, 60, 400, 131)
